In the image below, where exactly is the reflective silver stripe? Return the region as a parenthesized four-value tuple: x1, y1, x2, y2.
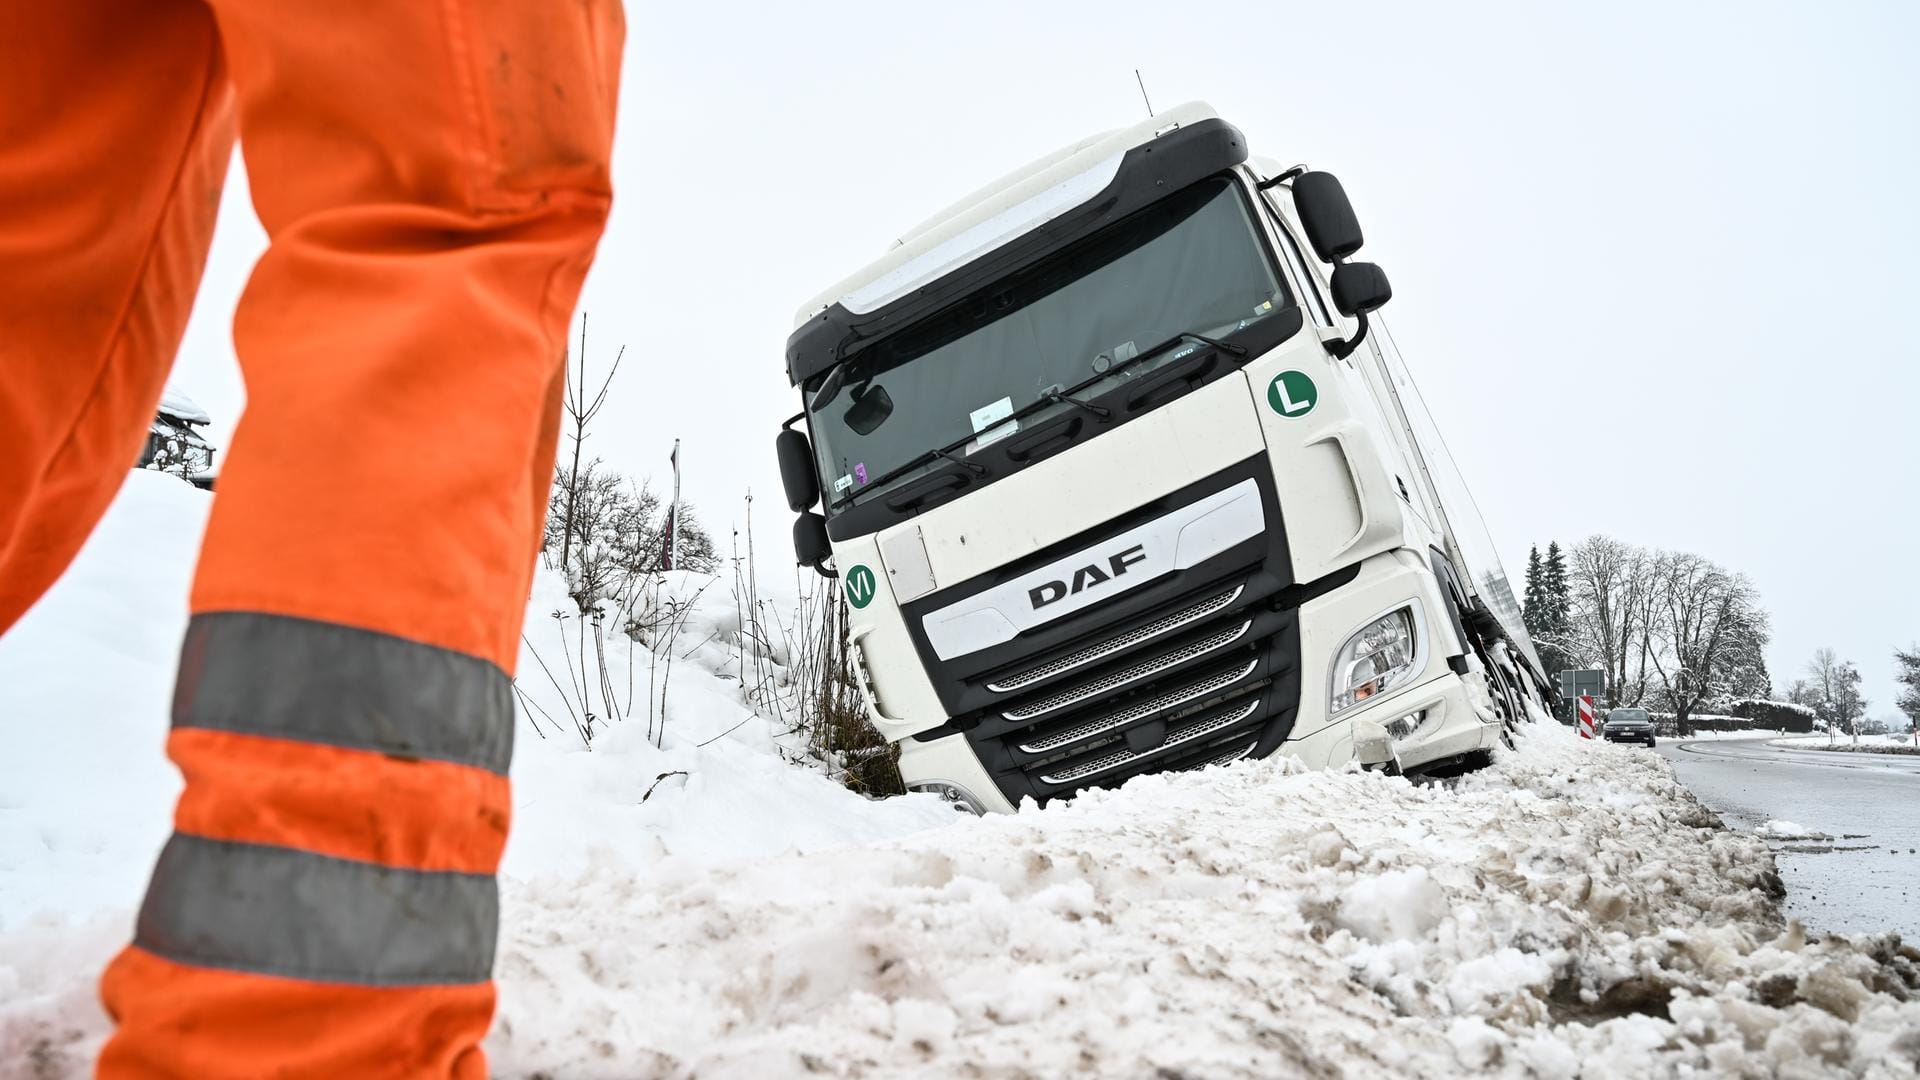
(174, 612, 513, 775)
(136, 834, 496, 986)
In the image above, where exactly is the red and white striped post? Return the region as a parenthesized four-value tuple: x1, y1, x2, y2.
(1577, 694, 1596, 740)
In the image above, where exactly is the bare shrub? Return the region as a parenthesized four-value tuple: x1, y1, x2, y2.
(768, 565, 903, 796)
(519, 486, 904, 796)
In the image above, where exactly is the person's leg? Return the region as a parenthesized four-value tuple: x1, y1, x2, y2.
(97, 1, 624, 1076)
(0, 1, 234, 633)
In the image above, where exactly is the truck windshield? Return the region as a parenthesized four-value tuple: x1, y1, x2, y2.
(810, 177, 1286, 508)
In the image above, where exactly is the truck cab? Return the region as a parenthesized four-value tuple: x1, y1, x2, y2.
(776, 103, 1549, 813)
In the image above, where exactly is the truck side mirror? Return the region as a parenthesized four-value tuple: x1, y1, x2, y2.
(793, 511, 834, 575)
(1330, 262, 1392, 317)
(1292, 172, 1364, 264)
(776, 428, 818, 511)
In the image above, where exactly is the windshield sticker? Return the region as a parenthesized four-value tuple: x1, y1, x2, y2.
(967, 396, 1018, 452)
(833, 473, 854, 495)
(1092, 339, 1139, 375)
(853, 462, 868, 486)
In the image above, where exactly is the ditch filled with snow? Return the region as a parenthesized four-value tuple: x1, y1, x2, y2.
(4, 474, 1918, 1078)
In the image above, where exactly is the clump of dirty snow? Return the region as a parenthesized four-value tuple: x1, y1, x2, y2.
(1758, 820, 1836, 842)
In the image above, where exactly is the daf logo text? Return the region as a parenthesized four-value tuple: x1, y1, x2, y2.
(1027, 544, 1149, 609)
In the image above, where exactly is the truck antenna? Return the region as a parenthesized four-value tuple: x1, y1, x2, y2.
(1134, 69, 1154, 117)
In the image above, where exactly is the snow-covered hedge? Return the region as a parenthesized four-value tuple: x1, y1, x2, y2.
(1731, 698, 1819, 733)
(1647, 712, 1751, 735)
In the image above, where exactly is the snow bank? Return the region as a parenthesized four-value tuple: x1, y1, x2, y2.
(475, 725, 1920, 1078)
(1771, 734, 1920, 754)
(1679, 728, 1789, 742)
(502, 567, 957, 882)
(5, 476, 1918, 1077)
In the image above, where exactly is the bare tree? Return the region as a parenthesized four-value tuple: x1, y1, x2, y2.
(1645, 552, 1768, 737)
(1785, 677, 1821, 713)
(1566, 536, 1661, 707)
(555, 313, 626, 575)
(543, 457, 721, 613)
(1833, 662, 1868, 749)
(1803, 647, 1868, 746)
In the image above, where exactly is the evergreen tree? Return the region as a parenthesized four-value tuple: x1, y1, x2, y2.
(1894, 644, 1920, 741)
(1542, 542, 1570, 636)
(1521, 545, 1545, 639)
(1530, 541, 1574, 681)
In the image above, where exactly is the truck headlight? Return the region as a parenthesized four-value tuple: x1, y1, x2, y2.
(1329, 606, 1420, 714)
(909, 780, 986, 815)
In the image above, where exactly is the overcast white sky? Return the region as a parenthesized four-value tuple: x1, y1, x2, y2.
(173, 1, 1917, 711)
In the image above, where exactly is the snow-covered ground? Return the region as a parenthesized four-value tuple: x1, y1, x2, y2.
(5, 475, 1919, 1077)
(1773, 734, 1920, 753)
(1675, 729, 1791, 742)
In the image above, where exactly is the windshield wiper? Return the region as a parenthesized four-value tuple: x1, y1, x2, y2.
(832, 327, 1248, 509)
(1183, 332, 1248, 357)
(1050, 327, 1250, 404)
(1043, 386, 1111, 420)
(834, 440, 991, 508)
(1109, 330, 1247, 380)
(929, 447, 986, 475)
(977, 328, 1251, 444)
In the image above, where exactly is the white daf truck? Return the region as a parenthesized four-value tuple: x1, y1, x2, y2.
(775, 103, 1550, 813)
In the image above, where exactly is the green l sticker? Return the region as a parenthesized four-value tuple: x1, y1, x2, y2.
(845, 564, 878, 608)
(1266, 370, 1317, 417)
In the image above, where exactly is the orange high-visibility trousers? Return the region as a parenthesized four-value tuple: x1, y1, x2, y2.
(0, 1, 623, 1075)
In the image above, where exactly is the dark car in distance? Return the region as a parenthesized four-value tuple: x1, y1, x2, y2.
(1602, 707, 1657, 747)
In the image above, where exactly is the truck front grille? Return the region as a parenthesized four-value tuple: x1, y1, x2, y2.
(1002, 619, 1253, 723)
(1018, 657, 1259, 752)
(950, 564, 1301, 806)
(1037, 698, 1261, 785)
(898, 456, 1305, 808)
(985, 585, 1244, 692)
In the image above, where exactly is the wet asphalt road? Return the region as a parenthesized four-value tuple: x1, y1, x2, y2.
(1657, 736, 1919, 938)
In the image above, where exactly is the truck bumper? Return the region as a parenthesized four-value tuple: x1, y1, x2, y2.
(1279, 668, 1499, 773)
(896, 730, 1019, 814)
(897, 662, 1498, 814)
(893, 547, 1505, 811)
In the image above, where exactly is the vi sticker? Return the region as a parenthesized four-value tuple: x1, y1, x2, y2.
(844, 564, 878, 608)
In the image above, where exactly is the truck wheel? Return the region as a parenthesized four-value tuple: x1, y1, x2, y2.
(1483, 655, 1523, 749)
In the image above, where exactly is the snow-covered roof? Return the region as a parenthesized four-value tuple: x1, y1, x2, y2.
(792, 101, 1223, 327)
(148, 417, 212, 446)
(157, 387, 211, 425)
